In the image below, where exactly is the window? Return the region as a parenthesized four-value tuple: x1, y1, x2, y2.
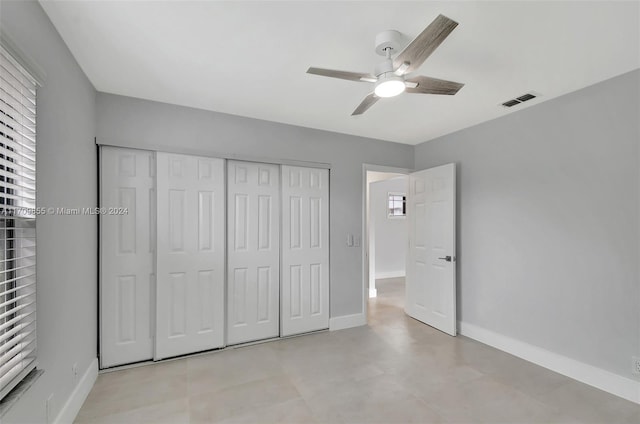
(0, 45, 37, 401)
(388, 193, 406, 217)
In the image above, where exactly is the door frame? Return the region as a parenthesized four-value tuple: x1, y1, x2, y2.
(361, 164, 413, 322)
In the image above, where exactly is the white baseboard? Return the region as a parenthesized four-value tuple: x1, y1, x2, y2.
(368, 288, 377, 298)
(329, 313, 366, 331)
(458, 322, 640, 404)
(54, 358, 98, 424)
(375, 271, 405, 280)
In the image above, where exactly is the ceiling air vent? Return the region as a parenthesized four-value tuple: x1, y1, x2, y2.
(517, 93, 536, 102)
(502, 99, 521, 107)
(501, 93, 539, 108)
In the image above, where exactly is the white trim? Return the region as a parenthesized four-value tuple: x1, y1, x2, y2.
(375, 271, 406, 280)
(53, 358, 98, 424)
(368, 288, 377, 298)
(329, 313, 366, 331)
(459, 322, 640, 404)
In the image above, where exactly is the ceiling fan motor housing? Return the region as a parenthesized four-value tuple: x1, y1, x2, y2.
(374, 59, 394, 76)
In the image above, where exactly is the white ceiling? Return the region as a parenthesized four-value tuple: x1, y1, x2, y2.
(40, 1, 639, 145)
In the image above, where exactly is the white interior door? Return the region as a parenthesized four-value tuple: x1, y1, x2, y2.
(227, 161, 280, 345)
(281, 166, 329, 336)
(405, 163, 457, 336)
(155, 153, 225, 359)
(100, 147, 155, 368)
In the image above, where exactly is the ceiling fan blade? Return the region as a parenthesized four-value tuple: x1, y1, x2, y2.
(307, 67, 377, 83)
(352, 93, 379, 116)
(405, 75, 464, 95)
(393, 14, 458, 75)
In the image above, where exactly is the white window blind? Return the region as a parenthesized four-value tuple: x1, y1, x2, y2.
(0, 45, 37, 401)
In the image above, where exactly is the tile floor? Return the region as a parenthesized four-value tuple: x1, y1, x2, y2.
(76, 278, 640, 423)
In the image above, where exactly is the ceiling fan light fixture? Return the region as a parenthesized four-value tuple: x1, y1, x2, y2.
(374, 73, 405, 98)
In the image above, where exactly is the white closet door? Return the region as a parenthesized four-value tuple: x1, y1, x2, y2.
(155, 153, 225, 359)
(281, 166, 329, 336)
(100, 147, 155, 368)
(227, 161, 280, 345)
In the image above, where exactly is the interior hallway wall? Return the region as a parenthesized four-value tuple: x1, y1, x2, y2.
(95, 93, 414, 319)
(413, 69, 640, 381)
(1, 1, 97, 422)
(370, 177, 407, 279)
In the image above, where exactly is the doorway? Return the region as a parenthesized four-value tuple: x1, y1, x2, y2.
(362, 163, 457, 335)
(362, 165, 411, 322)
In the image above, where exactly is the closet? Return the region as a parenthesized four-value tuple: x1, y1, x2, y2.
(280, 166, 329, 337)
(226, 161, 280, 345)
(155, 153, 226, 360)
(99, 147, 329, 368)
(99, 148, 155, 368)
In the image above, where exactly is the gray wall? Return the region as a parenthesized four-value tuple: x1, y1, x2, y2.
(95, 93, 414, 318)
(1, 1, 97, 422)
(371, 177, 407, 278)
(3, 3, 636, 420)
(414, 69, 640, 379)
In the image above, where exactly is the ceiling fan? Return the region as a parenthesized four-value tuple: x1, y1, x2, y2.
(307, 14, 464, 115)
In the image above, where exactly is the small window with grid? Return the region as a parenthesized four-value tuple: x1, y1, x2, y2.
(388, 193, 406, 218)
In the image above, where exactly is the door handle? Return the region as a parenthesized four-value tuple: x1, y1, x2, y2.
(438, 255, 453, 262)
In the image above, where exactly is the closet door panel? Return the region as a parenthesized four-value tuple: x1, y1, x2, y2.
(281, 166, 329, 336)
(227, 161, 280, 345)
(100, 147, 155, 368)
(155, 153, 225, 359)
